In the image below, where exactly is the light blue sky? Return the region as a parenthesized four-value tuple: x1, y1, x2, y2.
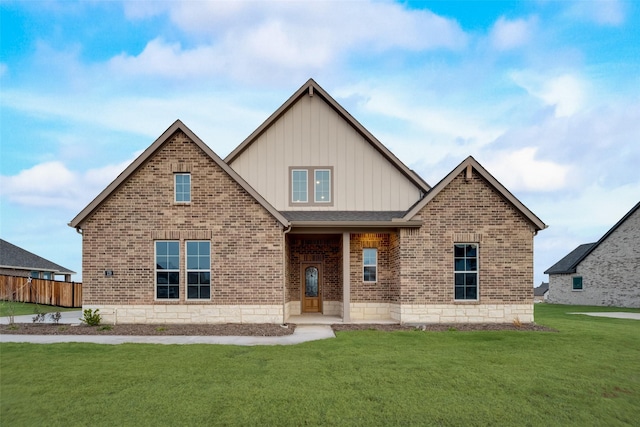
(1, 0, 639, 286)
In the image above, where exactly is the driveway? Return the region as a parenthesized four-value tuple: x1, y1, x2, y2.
(571, 312, 640, 320)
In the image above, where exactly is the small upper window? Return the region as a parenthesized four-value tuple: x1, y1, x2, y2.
(292, 169, 308, 203)
(314, 169, 331, 203)
(363, 248, 377, 282)
(572, 276, 583, 291)
(175, 173, 191, 203)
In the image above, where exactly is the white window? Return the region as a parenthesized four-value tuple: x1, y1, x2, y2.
(314, 169, 331, 203)
(175, 173, 191, 203)
(291, 169, 308, 203)
(454, 244, 478, 300)
(289, 167, 333, 206)
(363, 248, 377, 282)
(186, 241, 211, 300)
(156, 241, 180, 299)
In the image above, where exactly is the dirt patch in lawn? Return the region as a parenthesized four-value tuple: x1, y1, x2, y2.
(1, 322, 555, 335)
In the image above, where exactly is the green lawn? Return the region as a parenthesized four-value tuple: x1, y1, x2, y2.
(0, 301, 78, 317)
(1, 304, 639, 426)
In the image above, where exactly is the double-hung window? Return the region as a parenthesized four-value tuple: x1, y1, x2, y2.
(363, 248, 378, 282)
(156, 241, 180, 299)
(454, 244, 478, 300)
(175, 173, 191, 203)
(186, 241, 211, 299)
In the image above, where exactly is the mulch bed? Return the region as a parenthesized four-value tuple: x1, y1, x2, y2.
(1, 322, 555, 336)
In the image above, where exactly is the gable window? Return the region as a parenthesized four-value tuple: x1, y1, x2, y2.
(363, 248, 377, 282)
(291, 169, 308, 203)
(289, 166, 333, 206)
(454, 244, 478, 300)
(572, 276, 583, 291)
(175, 173, 191, 203)
(186, 241, 211, 300)
(156, 241, 180, 299)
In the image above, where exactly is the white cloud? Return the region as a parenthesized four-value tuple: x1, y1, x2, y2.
(482, 147, 570, 192)
(510, 71, 588, 117)
(116, 1, 467, 82)
(490, 16, 537, 51)
(0, 156, 138, 211)
(565, 0, 625, 26)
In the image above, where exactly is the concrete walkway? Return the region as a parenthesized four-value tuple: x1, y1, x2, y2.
(571, 312, 640, 320)
(0, 322, 335, 345)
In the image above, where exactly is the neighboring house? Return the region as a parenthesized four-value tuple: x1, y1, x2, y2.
(0, 239, 75, 281)
(545, 201, 640, 308)
(533, 282, 549, 303)
(69, 79, 546, 325)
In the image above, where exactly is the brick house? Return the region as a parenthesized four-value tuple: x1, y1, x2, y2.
(545, 201, 640, 308)
(69, 79, 546, 324)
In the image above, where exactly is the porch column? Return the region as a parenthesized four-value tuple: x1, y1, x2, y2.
(342, 232, 351, 322)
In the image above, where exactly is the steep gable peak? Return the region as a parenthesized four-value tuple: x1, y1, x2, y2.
(225, 79, 430, 193)
(404, 156, 546, 231)
(69, 120, 288, 229)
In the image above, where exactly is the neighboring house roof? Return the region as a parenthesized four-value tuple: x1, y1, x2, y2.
(69, 120, 289, 229)
(534, 282, 549, 296)
(403, 156, 547, 231)
(544, 201, 640, 275)
(0, 239, 75, 275)
(544, 243, 596, 275)
(225, 78, 431, 194)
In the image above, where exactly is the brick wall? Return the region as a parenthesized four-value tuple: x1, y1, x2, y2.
(399, 169, 536, 305)
(80, 131, 284, 307)
(350, 233, 396, 303)
(548, 208, 640, 308)
(287, 235, 342, 303)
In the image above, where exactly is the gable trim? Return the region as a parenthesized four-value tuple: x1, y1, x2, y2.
(403, 156, 546, 231)
(68, 120, 289, 229)
(224, 78, 430, 193)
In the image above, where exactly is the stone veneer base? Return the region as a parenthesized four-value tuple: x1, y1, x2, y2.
(86, 303, 533, 325)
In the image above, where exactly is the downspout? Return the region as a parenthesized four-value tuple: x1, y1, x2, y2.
(282, 224, 292, 326)
(75, 226, 83, 235)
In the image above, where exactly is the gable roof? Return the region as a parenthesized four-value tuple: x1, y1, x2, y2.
(69, 120, 289, 229)
(534, 282, 549, 296)
(544, 201, 640, 275)
(224, 78, 430, 193)
(403, 156, 547, 231)
(0, 239, 75, 275)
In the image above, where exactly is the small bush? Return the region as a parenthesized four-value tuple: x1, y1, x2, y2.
(513, 316, 523, 328)
(32, 308, 47, 323)
(98, 325, 112, 331)
(49, 312, 62, 324)
(80, 309, 102, 326)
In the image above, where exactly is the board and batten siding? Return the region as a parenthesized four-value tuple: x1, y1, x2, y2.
(229, 94, 422, 211)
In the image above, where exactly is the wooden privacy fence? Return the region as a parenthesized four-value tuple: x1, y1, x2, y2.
(0, 275, 82, 308)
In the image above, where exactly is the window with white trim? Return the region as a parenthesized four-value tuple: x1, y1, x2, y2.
(289, 167, 333, 206)
(314, 169, 331, 203)
(454, 244, 478, 300)
(156, 241, 180, 299)
(363, 248, 377, 282)
(175, 173, 191, 203)
(291, 169, 308, 203)
(186, 241, 211, 300)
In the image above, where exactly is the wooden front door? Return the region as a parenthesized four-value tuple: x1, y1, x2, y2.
(301, 263, 322, 313)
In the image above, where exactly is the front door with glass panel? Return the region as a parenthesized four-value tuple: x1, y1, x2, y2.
(301, 263, 322, 313)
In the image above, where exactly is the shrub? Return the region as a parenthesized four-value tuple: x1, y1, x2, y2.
(49, 312, 62, 324)
(80, 309, 102, 326)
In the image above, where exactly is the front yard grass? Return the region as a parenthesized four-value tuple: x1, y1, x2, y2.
(0, 301, 78, 317)
(1, 304, 639, 426)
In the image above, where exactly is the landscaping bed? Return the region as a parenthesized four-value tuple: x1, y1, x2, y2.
(1, 321, 555, 335)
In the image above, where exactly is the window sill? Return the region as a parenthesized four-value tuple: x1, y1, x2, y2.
(453, 299, 480, 304)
